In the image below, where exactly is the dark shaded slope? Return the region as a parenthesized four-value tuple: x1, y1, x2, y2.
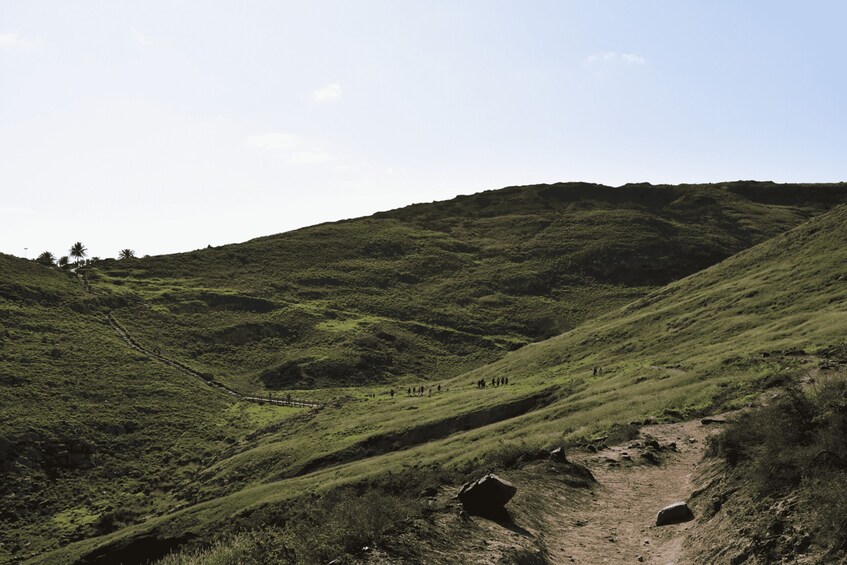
(90, 181, 847, 391)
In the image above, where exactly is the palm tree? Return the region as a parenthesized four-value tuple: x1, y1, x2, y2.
(118, 248, 136, 260)
(58, 256, 70, 269)
(35, 251, 56, 266)
(69, 242, 87, 266)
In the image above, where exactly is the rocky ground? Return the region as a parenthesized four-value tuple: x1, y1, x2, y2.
(542, 419, 714, 564)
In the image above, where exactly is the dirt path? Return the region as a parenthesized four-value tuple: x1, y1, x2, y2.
(105, 311, 322, 409)
(544, 419, 719, 565)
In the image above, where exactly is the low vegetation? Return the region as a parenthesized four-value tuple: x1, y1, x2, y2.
(4, 182, 847, 563)
(89, 181, 847, 393)
(706, 376, 847, 557)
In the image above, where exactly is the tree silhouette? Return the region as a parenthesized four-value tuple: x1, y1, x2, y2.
(58, 256, 70, 269)
(35, 251, 56, 266)
(69, 242, 87, 266)
(118, 249, 136, 260)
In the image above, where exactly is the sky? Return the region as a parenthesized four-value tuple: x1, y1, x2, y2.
(2, 1, 846, 259)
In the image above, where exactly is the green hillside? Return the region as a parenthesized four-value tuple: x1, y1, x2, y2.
(29, 199, 847, 564)
(0, 255, 303, 563)
(89, 181, 847, 393)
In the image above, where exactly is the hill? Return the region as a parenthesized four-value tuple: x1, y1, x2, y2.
(0, 254, 300, 563)
(29, 198, 847, 563)
(89, 180, 847, 393)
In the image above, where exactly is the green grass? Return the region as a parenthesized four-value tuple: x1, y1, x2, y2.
(5, 181, 847, 563)
(89, 181, 847, 394)
(29, 198, 847, 564)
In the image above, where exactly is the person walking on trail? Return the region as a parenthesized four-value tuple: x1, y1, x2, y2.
(408, 387, 412, 396)
(286, 392, 292, 404)
(437, 384, 441, 393)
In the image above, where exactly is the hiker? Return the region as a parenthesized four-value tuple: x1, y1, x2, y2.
(390, 388, 395, 398)
(504, 376, 508, 385)
(437, 384, 441, 393)
(286, 392, 292, 404)
(408, 387, 412, 396)
(429, 387, 432, 397)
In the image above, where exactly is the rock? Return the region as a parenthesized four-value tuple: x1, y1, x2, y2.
(549, 446, 568, 463)
(644, 438, 661, 451)
(701, 417, 727, 425)
(642, 450, 660, 465)
(457, 473, 517, 517)
(656, 501, 694, 526)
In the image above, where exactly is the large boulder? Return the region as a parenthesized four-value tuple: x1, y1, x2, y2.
(457, 473, 517, 517)
(655, 501, 694, 526)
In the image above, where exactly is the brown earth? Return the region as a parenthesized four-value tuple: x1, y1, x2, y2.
(365, 418, 725, 564)
(542, 419, 719, 565)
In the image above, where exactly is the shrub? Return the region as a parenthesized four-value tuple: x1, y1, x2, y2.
(709, 379, 847, 544)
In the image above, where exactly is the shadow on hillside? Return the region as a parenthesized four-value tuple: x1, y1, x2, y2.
(475, 508, 534, 538)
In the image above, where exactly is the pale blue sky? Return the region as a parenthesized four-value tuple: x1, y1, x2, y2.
(2, 1, 845, 258)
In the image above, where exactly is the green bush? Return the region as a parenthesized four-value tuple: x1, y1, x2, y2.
(709, 379, 847, 544)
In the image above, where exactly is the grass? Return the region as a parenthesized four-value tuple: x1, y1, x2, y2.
(89, 181, 847, 394)
(4, 181, 847, 563)
(699, 376, 847, 560)
(29, 198, 847, 564)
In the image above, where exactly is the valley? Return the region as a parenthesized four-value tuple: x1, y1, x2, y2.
(3, 181, 847, 564)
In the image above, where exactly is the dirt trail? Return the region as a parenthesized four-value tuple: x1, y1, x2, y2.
(544, 419, 719, 565)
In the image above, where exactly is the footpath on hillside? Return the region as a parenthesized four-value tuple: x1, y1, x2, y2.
(542, 419, 719, 564)
(105, 311, 322, 409)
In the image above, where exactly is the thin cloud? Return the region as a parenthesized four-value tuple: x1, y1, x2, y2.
(0, 33, 35, 49)
(245, 132, 300, 151)
(312, 81, 342, 103)
(245, 132, 330, 165)
(286, 151, 330, 165)
(585, 51, 646, 66)
(130, 28, 153, 46)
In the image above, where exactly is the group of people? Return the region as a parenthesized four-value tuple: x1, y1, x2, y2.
(476, 376, 509, 389)
(404, 384, 442, 397)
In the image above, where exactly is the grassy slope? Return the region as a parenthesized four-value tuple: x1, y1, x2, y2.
(0, 255, 307, 563)
(38, 202, 847, 563)
(90, 181, 847, 393)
